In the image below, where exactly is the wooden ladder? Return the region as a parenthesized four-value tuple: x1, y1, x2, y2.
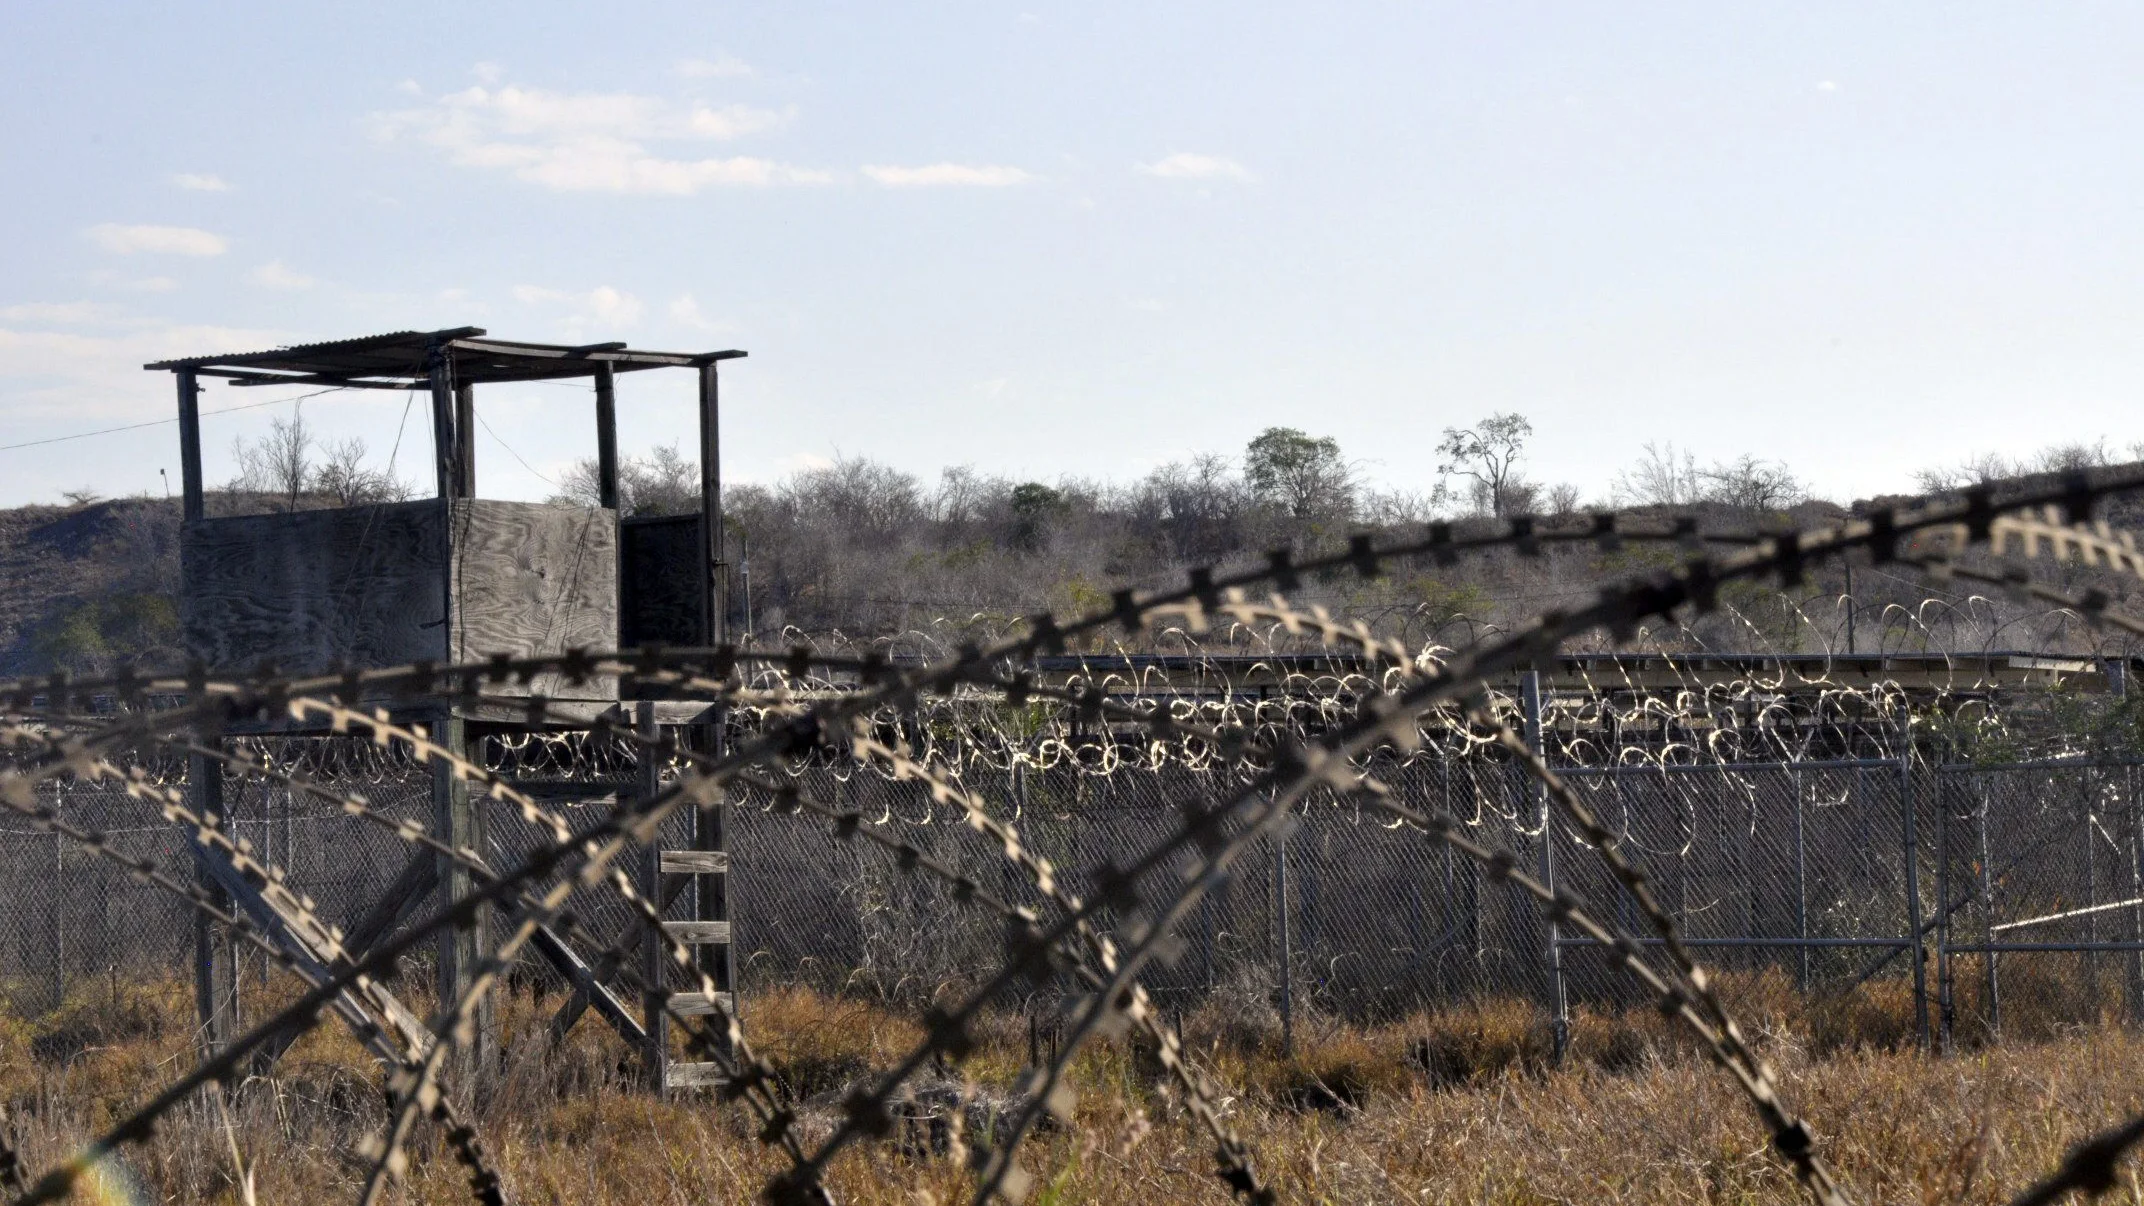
(637, 703, 736, 1091)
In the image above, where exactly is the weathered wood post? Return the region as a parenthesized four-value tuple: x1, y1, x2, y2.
(190, 748, 239, 1055)
(696, 357, 737, 1046)
(594, 362, 619, 511)
(175, 368, 204, 522)
(432, 708, 494, 1083)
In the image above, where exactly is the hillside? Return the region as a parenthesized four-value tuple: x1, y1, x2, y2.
(3, 449, 2139, 678)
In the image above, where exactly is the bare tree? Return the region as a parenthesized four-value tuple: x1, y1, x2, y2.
(1435, 413, 1532, 518)
(1546, 482, 1584, 517)
(1700, 455, 1804, 512)
(1614, 442, 1704, 507)
(552, 442, 700, 516)
(314, 437, 413, 507)
(228, 414, 314, 511)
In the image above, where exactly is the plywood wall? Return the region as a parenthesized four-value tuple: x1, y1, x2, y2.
(181, 501, 450, 676)
(181, 500, 619, 699)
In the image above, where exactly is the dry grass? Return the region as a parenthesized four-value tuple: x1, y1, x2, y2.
(6, 973, 2144, 1204)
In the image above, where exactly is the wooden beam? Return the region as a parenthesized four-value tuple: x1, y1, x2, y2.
(635, 702, 668, 1087)
(547, 871, 688, 1042)
(690, 722, 735, 1055)
(175, 370, 205, 523)
(340, 849, 439, 958)
(211, 369, 423, 390)
(454, 382, 477, 499)
(432, 709, 495, 1081)
(530, 925, 646, 1047)
(189, 750, 237, 1056)
(698, 361, 724, 646)
(428, 349, 456, 500)
(594, 363, 619, 511)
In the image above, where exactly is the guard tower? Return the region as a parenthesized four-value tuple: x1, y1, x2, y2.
(148, 327, 744, 692)
(145, 327, 743, 1089)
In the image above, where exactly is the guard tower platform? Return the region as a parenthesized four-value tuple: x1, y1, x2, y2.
(148, 327, 744, 720)
(148, 328, 744, 1089)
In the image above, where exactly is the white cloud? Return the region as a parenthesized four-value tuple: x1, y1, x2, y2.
(862, 163, 1035, 187)
(125, 276, 178, 293)
(370, 82, 825, 194)
(0, 301, 124, 324)
(1817, 79, 1839, 92)
(1126, 297, 1165, 312)
(668, 293, 728, 332)
(515, 283, 644, 334)
(171, 173, 231, 192)
(677, 56, 754, 79)
(0, 321, 295, 421)
(1139, 152, 1254, 182)
(688, 103, 792, 139)
(87, 224, 228, 256)
(776, 452, 836, 475)
(250, 260, 316, 290)
(472, 61, 504, 84)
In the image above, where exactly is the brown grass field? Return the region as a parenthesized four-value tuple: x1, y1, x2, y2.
(4, 969, 2142, 1205)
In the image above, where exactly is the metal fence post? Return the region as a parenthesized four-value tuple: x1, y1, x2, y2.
(1793, 765, 1809, 992)
(1978, 776, 2001, 1036)
(1275, 812, 1293, 1057)
(1522, 671, 1568, 1062)
(2131, 764, 2144, 1026)
(1902, 754, 1930, 1050)
(1935, 768, 1953, 1052)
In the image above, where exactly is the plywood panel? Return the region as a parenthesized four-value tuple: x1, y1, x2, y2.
(448, 500, 617, 700)
(180, 501, 448, 675)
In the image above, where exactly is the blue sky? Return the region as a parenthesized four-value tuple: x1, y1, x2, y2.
(2, 3, 2140, 509)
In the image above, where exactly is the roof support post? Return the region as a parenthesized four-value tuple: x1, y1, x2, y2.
(594, 363, 619, 511)
(428, 347, 456, 500)
(175, 369, 205, 522)
(454, 383, 476, 499)
(698, 361, 725, 647)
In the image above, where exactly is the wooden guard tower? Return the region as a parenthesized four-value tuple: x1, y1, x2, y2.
(147, 327, 744, 1089)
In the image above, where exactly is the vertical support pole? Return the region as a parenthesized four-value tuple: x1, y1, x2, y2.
(1936, 768, 1953, 1052)
(175, 370, 205, 522)
(1844, 561, 1856, 655)
(2130, 765, 2144, 1026)
(453, 383, 477, 499)
(1522, 671, 1568, 1063)
(694, 714, 736, 1056)
(1275, 813, 1293, 1057)
(1902, 754, 1929, 1050)
(428, 347, 456, 500)
(697, 361, 726, 647)
(1794, 765, 1809, 992)
(593, 363, 619, 512)
(1979, 778, 2001, 1036)
(432, 708, 492, 1084)
(191, 748, 239, 1055)
(2086, 767, 2101, 1008)
(636, 703, 668, 1087)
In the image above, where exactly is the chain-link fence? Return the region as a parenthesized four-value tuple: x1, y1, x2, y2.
(6, 742, 2141, 1049)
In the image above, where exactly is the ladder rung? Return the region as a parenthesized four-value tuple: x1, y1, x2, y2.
(662, 1061, 726, 1090)
(667, 991, 734, 1016)
(660, 920, 730, 945)
(658, 850, 729, 875)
